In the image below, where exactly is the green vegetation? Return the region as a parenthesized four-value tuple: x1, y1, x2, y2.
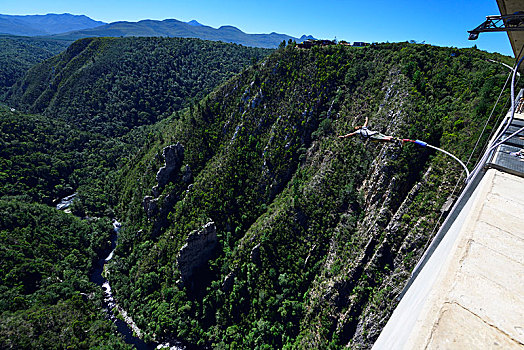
(0, 36, 274, 348)
(0, 35, 71, 98)
(0, 37, 516, 349)
(8, 36, 272, 136)
(0, 198, 130, 349)
(110, 42, 513, 348)
(0, 106, 139, 214)
(3, 36, 270, 212)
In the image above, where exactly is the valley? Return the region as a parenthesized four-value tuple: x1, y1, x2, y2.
(0, 35, 514, 349)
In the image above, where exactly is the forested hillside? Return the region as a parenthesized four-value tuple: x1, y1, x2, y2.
(0, 37, 274, 349)
(0, 35, 514, 349)
(8, 36, 272, 136)
(109, 42, 512, 349)
(0, 107, 137, 348)
(0, 198, 130, 349)
(0, 106, 148, 214)
(0, 35, 71, 98)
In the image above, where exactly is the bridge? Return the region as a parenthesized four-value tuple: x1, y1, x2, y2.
(373, 1, 524, 348)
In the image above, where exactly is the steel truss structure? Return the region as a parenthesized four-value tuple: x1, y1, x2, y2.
(468, 12, 524, 40)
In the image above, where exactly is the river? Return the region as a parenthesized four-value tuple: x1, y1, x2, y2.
(90, 220, 183, 350)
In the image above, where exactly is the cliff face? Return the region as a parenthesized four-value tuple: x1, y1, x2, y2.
(177, 221, 218, 287)
(155, 143, 185, 189)
(110, 43, 511, 348)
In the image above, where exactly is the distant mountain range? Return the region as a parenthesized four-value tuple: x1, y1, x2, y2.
(0, 13, 105, 36)
(0, 13, 315, 48)
(49, 19, 315, 48)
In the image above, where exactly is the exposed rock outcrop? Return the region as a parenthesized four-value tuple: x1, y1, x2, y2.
(222, 271, 236, 292)
(177, 222, 218, 286)
(142, 196, 158, 219)
(142, 143, 186, 226)
(250, 243, 261, 265)
(182, 164, 193, 183)
(156, 143, 184, 188)
(151, 185, 161, 198)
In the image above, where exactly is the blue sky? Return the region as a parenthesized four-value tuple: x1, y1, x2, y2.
(2, 0, 514, 56)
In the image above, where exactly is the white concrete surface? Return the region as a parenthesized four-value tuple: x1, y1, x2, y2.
(373, 169, 524, 349)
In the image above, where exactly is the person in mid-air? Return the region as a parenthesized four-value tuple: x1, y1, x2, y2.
(338, 116, 399, 143)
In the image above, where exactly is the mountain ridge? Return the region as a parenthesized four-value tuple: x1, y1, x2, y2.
(7, 36, 272, 137)
(0, 13, 315, 49)
(0, 13, 105, 36)
(187, 20, 204, 27)
(49, 18, 314, 48)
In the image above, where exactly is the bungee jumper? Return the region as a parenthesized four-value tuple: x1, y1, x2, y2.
(338, 116, 402, 144)
(338, 116, 470, 178)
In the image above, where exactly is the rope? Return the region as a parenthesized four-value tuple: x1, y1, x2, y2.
(401, 139, 470, 178)
(405, 49, 524, 299)
(426, 143, 470, 178)
(466, 54, 524, 182)
(481, 77, 515, 157)
(398, 46, 524, 301)
(418, 64, 515, 262)
(465, 69, 513, 167)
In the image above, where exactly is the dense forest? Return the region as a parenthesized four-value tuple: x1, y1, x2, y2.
(0, 35, 515, 349)
(8, 36, 272, 136)
(0, 36, 272, 349)
(0, 35, 71, 98)
(0, 105, 150, 214)
(0, 198, 131, 349)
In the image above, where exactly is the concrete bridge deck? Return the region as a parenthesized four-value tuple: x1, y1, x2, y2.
(406, 169, 523, 349)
